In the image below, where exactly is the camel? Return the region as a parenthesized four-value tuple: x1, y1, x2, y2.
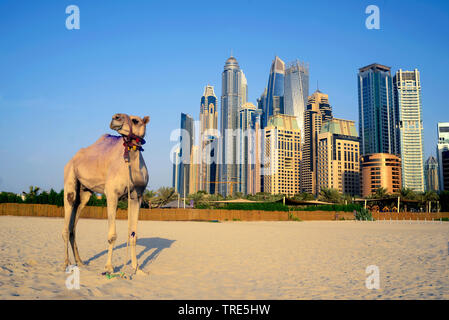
(62, 113, 150, 274)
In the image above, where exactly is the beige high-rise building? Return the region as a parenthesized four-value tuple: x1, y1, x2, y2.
(317, 119, 361, 196)
(199, 85, 219, 194)
(301, 90, 332, 195)
(264, 114, 301, 195)
(394, 69, 424, 192)
(189, 145, 201, 195)
(361, 153, 402, 197)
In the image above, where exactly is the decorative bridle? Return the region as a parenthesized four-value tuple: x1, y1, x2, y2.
(122, 115, 146, 162)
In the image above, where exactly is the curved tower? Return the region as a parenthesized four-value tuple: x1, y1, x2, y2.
(220, 56, 246, 196)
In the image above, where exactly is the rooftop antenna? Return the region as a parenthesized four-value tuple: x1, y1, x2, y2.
(317, 80, 320, 92)
(230, 48, 233, 57)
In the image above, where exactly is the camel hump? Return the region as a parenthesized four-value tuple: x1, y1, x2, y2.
(94, 134, 122, 145)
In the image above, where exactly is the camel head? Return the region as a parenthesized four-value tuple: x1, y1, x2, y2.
(110, 113, 150, 138)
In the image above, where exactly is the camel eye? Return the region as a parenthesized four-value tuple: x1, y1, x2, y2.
(132, 119, 139, 125)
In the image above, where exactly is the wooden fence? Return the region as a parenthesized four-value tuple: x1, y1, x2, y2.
(0, 203, 448, 221)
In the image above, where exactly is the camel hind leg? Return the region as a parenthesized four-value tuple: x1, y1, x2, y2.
(69, 187, 92, 266)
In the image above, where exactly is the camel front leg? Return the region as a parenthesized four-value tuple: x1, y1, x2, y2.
(128, 195, 141, 272)
(104, 194, 118, 273)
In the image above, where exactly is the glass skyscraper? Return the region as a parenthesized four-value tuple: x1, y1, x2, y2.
(284, 60, 309, 142)
(393, 69, 424, 192)
(263, 56, 285, 128)
(174, 112, 194, 197)
(220, 56, 246, 196)
(200, 85, 218, 194)
(437, 122, 449, 191)
(358, 63, 398, 156)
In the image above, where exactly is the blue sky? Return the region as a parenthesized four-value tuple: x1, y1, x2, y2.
(0, 0, 448, 193)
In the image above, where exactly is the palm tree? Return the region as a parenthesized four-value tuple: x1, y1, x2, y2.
(143, 189, 157, 208)
(423, 190, 439, 202)
(318, 188, 342, 203)
(22, 186, 40, 203)
(371, 187, 389, 199)
(397, 188, 417, 200)
(188, 191, 207, 207)
(155, 187, 178, 207)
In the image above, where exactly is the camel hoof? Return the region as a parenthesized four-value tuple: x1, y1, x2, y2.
(76, 260, 85, 267)
(63, 260, 71, 271)
(135, 269, 147, 277)
(104, 264, 114, 273)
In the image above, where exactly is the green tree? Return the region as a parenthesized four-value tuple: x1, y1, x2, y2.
(371, 187, 389, 199)
(318, 188, 342, 203)
(143, 189, 157, 208)
(22, 186, 41, 203)
(154, 187, 178, 208)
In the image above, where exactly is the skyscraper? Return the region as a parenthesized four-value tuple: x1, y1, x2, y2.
(264, 56, 285, 128)
(220, 56, 246, 196)
(301, 90, 332, 195)
(424, 156, 439, 192)
(175, 113, 194, 197)
(358, 63, 398, 156)
(317, 119, 361, 196)
(437, 122, 449, 191)
(442, 150, 449, 191)
(238, 102, 261, 195)
(264, 114, 301, 196)
(394, 69, 424, 192)
(284, 60, 309, 141)
(200, 85, 219, 194)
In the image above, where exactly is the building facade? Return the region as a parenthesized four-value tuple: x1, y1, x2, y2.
(284, 60, 309, 142)
(394, 69, 424, 192)
(317, 119, 361, 196)
(301, 90, 333, 195)
(264, 56, 285, 127)
(442, 150, 449, 191)
(220, 56, 246, 196)
(358, 63, 398, 156)
(200, 85, 219, 194)
(238, 102, 262, 195)
(264, 115, 301, 196)
(360, 153, 402, 197)
(437, 122, 449, 191)
(175, 113, 194, 197)
(424, 156, 439, 192)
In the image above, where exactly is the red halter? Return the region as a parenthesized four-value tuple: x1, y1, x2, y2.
(122, 116, 146, 162)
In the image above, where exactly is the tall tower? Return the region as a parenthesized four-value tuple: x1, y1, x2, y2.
(176, 113, 194, 197)
(394, 69, 424, 192)
(424, 156, 439, 192)
(238, 102, 262, 195)
(301, 90, 332, 195)
(284, 60, 309, 141)
(220, 56, 245, 196)
(358, 63, 398, 156)
(437, 122, 449, 191)
(264, 56, 285, 127)
(200, 85, 219, 194)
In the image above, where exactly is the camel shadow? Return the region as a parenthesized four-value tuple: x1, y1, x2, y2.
(85, 237, 175, 271)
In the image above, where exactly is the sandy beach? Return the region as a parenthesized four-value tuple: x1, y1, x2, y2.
(0, 216, 447, 299)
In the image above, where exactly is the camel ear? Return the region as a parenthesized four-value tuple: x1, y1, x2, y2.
(143, 116, 150, 125)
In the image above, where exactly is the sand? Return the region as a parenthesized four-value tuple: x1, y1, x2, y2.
(0, 216, 447, 299)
